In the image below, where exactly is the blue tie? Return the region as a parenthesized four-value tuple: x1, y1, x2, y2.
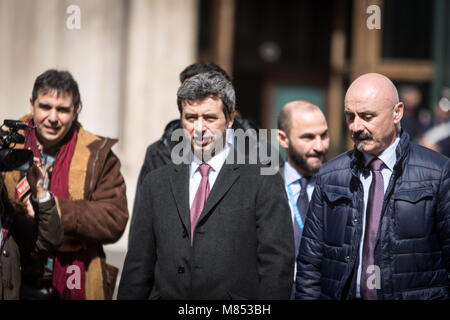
(293, 177, 309, 257)
(297, 177, 309, 224)
(291, 177, 309, 300)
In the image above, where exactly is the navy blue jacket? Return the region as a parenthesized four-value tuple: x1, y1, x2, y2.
(296, 131, 450, 300)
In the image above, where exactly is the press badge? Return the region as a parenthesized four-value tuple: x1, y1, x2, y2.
(16, 176, 31, 200)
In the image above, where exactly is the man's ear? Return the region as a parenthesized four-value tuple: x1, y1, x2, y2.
(29, 97, 34, 115)
(74, 103, 81, 115)
(278, 129, 289, 149)
(227, 110, 235, 128)
(393, 102, 404, 124)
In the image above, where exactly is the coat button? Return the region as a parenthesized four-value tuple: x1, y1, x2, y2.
(345, 256, 350, 262)
(2, 250, 9, 257)
(177, 266, 185, 274)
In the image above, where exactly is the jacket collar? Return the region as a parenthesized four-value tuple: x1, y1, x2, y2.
(170, 145, 242, 240)
(349, 130, 410, 177)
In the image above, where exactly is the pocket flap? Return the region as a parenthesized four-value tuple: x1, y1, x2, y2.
(324, 191, 351, 204)
(394, 188, 433, 203)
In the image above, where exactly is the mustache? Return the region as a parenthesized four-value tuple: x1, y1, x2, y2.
(305, 151, 325, 158)
(352, 131, 372, 140)
(194, 135, 212, 141)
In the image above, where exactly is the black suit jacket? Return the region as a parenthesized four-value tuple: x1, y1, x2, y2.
(118, 156, 294, 300)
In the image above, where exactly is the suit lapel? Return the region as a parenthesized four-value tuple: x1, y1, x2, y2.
(169, 164, 191, 237)
(198, 162, 240, 225)
(279, 162, 286, 182)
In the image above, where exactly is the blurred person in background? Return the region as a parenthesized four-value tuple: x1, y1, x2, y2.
(398, 85, 430, 142)
(420, 88, 450, 158)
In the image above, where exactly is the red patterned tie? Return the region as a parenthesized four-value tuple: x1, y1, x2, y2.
(361, 158, 384, 300)
(190, 163, 211, 245)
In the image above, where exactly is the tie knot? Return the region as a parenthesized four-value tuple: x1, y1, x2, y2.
(199, 163, 211, 177)
(299, 177, 309, 189)
(370, 158, 384, 172)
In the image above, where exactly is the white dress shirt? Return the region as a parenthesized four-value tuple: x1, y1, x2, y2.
(189, 130, 233, 208)
(356, 135, 400, 298)
(283, 161, 315, 225)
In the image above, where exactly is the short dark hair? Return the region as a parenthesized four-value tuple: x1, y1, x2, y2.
(31, 69, 82, 109)
(179, 62, 231, 83)
(177, 71, 235, 121)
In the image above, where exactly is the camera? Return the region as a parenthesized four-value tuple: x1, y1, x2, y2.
(0, 119, 34, 172)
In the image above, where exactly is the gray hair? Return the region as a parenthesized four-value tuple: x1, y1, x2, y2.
(177, 71, 236, 121)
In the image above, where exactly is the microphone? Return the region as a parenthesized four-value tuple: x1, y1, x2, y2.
(3, 119, 34, 130)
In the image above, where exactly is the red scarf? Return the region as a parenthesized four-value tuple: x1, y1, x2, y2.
(24, 120, 86, 300)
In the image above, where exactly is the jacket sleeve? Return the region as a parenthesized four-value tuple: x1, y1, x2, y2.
(136, 145, 153, 190)
(32, 197, 64, 253)
(295, 177, 325, 299)
(117, 173, 155, 299)
(436, 158, 450, 278)
(131, 143, 161, 231)
(136, 141, 169, 189)
(256, 172, 295, 299)
(5, 186, 63, 259)
(56, 151, 129, 245)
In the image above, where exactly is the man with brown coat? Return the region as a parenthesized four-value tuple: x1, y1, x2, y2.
(3, 69, 129, 299)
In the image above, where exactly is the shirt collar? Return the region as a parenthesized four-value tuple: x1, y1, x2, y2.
(362, 134, 400, 171)
(283, 160, 315, 186)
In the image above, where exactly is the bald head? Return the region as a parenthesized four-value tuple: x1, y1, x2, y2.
(345, 73, 399, 108)
(278, 100, 324, 134)
(344, 73, 404, 156)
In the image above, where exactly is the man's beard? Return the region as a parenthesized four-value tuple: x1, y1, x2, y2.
(287, 143, 325, 174)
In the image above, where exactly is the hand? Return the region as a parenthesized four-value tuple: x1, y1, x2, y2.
(24, 194, 35, 218)
(27, 157, 49, 199)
